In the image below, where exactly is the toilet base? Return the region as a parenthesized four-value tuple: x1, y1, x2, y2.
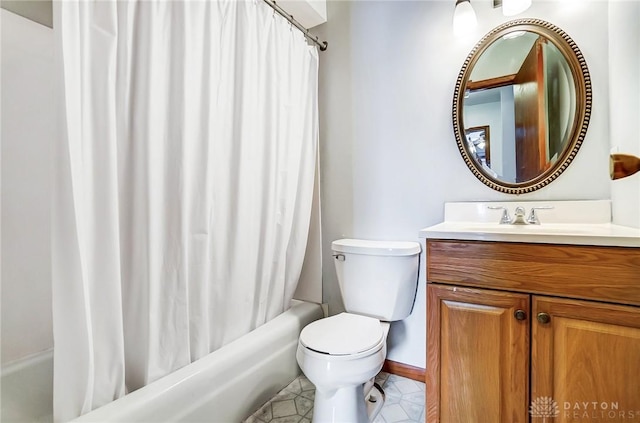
(365, 382, 385, 421)
(312, 379, 385, 423)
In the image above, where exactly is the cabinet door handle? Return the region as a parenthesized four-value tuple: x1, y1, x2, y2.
(537, 312, 551, 324)
(514, 309, 527, 321)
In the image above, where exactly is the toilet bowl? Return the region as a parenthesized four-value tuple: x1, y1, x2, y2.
(296, 313, 390, 423)
(296, 239, 421, 423)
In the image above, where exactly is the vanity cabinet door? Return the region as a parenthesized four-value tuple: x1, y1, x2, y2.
(426, 284, 530, 423)
(532, 296, 640, 422)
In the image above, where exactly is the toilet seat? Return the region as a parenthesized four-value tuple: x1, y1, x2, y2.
(299, 313, 384, 356)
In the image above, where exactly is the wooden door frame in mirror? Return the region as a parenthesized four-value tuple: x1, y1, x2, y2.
(453, 19, 592, 194)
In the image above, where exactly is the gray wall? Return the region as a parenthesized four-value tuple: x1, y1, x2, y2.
(1, 9, 54, 364)
(0, 0, 52, 28)
(314, 0, 614, 367)
(609, 1, 640, 228)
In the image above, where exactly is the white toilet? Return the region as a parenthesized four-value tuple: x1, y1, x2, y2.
(296, 238, 421, 423)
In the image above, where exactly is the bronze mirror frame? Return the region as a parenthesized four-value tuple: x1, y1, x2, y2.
(452, 19, 592, 194)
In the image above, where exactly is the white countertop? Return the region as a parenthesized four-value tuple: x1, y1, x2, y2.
(419, 200, 640, 247)
(419, 221, 640, 247)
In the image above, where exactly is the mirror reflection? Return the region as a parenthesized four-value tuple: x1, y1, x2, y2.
(464, 31, 575, 183)
(453, 19, 591, 194)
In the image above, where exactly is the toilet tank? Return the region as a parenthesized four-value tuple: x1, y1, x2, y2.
(331, 239, 421, 321)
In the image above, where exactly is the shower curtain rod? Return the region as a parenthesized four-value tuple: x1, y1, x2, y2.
(263, 0, 328, 51)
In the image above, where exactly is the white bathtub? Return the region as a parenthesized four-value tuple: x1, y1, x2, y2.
(1, 300, 323, 423)
(1, 348, 54, 422)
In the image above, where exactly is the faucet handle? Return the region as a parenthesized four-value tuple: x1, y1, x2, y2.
(526, 206, 554, 225)
(487, 206, 511, 224)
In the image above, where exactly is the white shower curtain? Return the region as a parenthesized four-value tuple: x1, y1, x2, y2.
(52, 1, 319, 421)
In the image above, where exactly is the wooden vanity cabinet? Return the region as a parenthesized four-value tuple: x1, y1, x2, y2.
(532, 296, 640, 423)
(427, 284, 530, 423)
(426, 240, 640, 423)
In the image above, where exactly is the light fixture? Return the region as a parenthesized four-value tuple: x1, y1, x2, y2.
(499, 0, 532, 16)
(453, 0, 477, 37)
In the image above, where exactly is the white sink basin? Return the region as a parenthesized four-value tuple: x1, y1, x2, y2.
(419, 201, 640, 247)
(454, 223, 597, 236)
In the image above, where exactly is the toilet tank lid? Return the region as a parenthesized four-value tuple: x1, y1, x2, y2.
(331, 239, 421, 256)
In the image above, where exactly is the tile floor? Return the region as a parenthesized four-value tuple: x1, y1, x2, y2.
(244, 371, 425, 423)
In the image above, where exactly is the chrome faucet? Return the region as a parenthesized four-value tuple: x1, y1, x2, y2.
(511, 206, 527, 225)
(487, 206, 512, 224)
(488, 205, 554, 225)
(526, 206, 554, 225)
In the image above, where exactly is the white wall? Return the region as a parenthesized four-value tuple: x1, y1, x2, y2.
(293, 157, 323, 304)
(1, 10, 54, 365)
(279, 0, 327, 29)
(609, 1, 640, 229)
(315, 0, 614, 368)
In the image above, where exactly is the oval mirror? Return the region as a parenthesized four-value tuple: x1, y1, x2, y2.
(453, 19, 592, 194)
